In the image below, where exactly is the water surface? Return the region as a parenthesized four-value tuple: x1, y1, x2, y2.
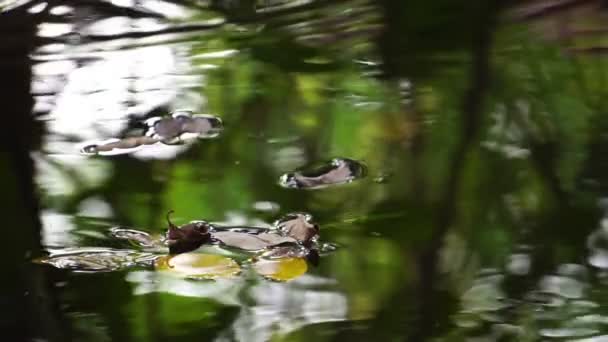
(5, 0, 608, 341)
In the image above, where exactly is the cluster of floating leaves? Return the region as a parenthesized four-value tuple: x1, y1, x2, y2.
(36, 212, 328, 282)
(80, 111, 223, 155)
(62, 108, 369, 282)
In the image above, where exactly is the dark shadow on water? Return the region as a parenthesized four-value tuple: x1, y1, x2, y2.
(0, 8, 68, 342)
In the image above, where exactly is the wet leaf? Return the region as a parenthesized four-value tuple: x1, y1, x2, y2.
(258, 243, 320, 266)
(80, 111, 222, 156)
(279, 158, 366, 189)
(257, 244, 311, 259)
(146, 111, 223, 144)
(147, 115, 184, 139)
(164, 212, 212, 254)
(212, 231, 296, 251)
(34, 248, 158, 272)
(253, 257, 308, 281)
(109, 227, 159, 248)
(80, 136, 160, 155)
(181, 115, 223, 136)
(156, 253, 241, 280)
(274, 212, 319, 242)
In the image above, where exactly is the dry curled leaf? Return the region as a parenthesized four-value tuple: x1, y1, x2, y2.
(164, 211, 212, 254)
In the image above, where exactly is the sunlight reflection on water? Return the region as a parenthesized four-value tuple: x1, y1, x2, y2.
(126, 271, 347, 342)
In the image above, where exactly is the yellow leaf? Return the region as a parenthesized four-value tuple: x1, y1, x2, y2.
(156, 253, 241, 280)
(253, 257, 308, 282)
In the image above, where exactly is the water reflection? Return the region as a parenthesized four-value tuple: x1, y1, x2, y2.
(227, 277, 347, 342)
(453, 259, 608, 340)
(11, 0, 608, 340)
(126, 271, 347, 342)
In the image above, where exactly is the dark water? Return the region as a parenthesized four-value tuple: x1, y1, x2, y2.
(4, 0, 608, 341)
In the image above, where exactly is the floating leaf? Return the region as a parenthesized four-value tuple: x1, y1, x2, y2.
(147, 115, 183, 139)
(80, 136, 160, 155)
(164, 212, 212, 254)
(109, 227, 159, 248)
(274, 212, 319, 242)
(181, 115, 223, 136)
(156, 253, 241, 280)
(146, 111, 223, 144)
(34, 248, 158, 272)
(257, 244, 311, 259)
(279, 158, 366, 189)
(80, 111, 223, 156)
(253, 257, 308, 281)
(212, 230, 296, 251)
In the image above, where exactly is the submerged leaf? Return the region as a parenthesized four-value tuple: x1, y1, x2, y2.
(156, 253, 241, 280)
(279, 158, 366, 189)
(34, 248, 158, 272)
(253, 257, 308, 281)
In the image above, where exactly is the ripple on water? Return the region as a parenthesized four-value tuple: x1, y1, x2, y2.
(587, 223, 608, 269)
(539, 275, 586, 300)
(454, 260, 608, 340)
(540, 327, 599, 339)
(279, 158, 366, 189)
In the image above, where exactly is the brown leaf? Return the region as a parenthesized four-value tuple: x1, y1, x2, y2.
(212, 231, 296, 251)
(274, 212, 319, 242)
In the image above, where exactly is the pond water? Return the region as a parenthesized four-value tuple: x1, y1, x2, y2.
(5, 0, 608, 341)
